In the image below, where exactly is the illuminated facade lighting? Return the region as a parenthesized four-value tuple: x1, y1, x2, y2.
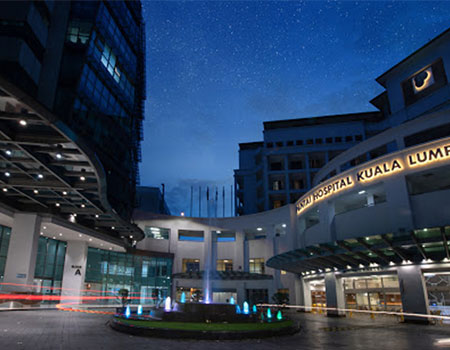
(19, 119, 27, 126)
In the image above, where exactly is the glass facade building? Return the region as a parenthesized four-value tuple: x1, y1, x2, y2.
(0, 225, 11, 282)
(85, 248, 172, 305)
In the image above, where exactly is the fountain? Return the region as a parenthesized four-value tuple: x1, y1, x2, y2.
(164, 297, 171, 312)
(111, 196, 298, 338)
(243, 301, 249, 315)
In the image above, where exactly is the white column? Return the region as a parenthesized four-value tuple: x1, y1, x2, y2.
(302, 279, 312, 311)
(234, 230, 245, 271)
(61, 241, 88, 303)
(3, 213, 41, 291)
(397, 265, 430, 323)
(243, 237, 249, 272)
(236, 281, 246, 305)
(325, 272, 345, 316)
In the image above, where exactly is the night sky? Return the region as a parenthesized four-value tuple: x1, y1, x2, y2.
(139, 0, 450, 217)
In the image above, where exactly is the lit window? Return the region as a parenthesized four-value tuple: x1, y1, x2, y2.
(249, 258, 265, 274)
(217, 259, 233, 272)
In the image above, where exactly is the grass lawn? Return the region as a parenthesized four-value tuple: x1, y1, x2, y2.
(116, 318, 293, 331)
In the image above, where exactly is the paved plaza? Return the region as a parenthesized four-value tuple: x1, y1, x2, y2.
(0, 310, 449, 349)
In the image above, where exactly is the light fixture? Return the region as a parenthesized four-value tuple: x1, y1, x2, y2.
(100, 243, 103, 246)
(43, 226, 47, 230)
(62, 191, 67, 195)
(55, 153, 62, 160)
(4, 172, 10, 177)
(40, 232, 43, 235)
(78, 234, 82, 238)
(52, 236, 56, 239)
(37, 173, 44, 179)
(358, 190, 366, 195)
(282, 224, 287, 228)
(216, 230, 221, 234)
(73, 213, 77, 217)
(95, 214, 99, 218)
(59, 233, 62, 236)
(130, 235, 133, 239)
(55, 203, 60, 207)
(180, 212, 185, 216)
(109, 247, 112, 250)
(5, 150, 11, 156)
(19, 119, 27, 126)
(256, 227, 262, 231)
(2, 188, 7, 192)
(80, 176, 86, 181)
(89, 238, 92, 242)
(81, 204, 85, 208)
(111, 226, 115, 230)
(33, 189, 39, 194)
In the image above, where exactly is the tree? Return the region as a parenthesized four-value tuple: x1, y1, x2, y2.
(118, 288, 130, 307)
(272, 292, 289, 305)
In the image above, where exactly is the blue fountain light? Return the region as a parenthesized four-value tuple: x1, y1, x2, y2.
(267, 308, 272, 319)
(137, 305, 143, 316)
(164, 296, 171, 312)
(252, 305, 257, 314)
(276, 310, 282, 320)
(229, 296, 235, 305)
(236, 305, 241, 314)
(125, 305, 131, 318)
(180, 292, 186, 304)
(243, 301, 249, 315)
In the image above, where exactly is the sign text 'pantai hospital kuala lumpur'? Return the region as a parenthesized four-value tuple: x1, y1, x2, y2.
(296, 142, 450, 215)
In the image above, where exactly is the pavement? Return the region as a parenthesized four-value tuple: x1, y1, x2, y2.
(0, 309, 449, 349)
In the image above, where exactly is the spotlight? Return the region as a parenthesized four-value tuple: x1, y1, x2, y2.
(111, 226, 115, 230)
(81, 204, 85, 208)
(19, 120, 27, 126)
(256, 227, 262, 231)
(37, 173, 44, 179)
(282, 223, 287, 228)
(4, 172, 10, 177)
(33, 189, 39, 194)
(89, 238, 92, 242)
(55, 153, 62, 160)
(5, 150, 11, 156)
(2, 188, 7, 192)
(55, 203, 60, 207)
(130, 235, 133, 239)
(95, 214, 99, 218)
(62, 191, 67, 195)
(80, 176, 86, 181)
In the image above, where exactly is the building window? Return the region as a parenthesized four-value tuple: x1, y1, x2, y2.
(0, 225, 11, 282)
(144, 226, 169, 240)
(355, 135, 363, 142)
(287, 140, 294, 146)
(306, 139, 313, 145)
(216, 259, 233, 272)
(335, 137, 342, 143)
(296, 140, 303, 146)
(66, 20, 91, 44)
(266, 142, 273, 148)
(215, 231, 236, 242)
(325, 137, 333, 144)
(281, 270, 287, 275)
(275, 141, 283, 147)
(345, 136, 353, 142)
(246, 289, 268, 305)
(178, 230, 204, 242)
(182, 258, 200, 273)
(315, 138, 323, 144)
(249, 258, 265, 274)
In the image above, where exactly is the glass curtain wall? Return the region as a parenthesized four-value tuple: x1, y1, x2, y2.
(33, 237, 67, 299)
(0, 225, 11, 283)
(85, 248, 172, 305)
(342, 275, 401, 311)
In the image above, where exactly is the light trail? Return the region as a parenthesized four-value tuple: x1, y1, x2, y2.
(259, 303, 450, 321)
(0, 282, 141, 294)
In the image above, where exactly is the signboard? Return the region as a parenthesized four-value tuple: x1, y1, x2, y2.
(296, 142, 450, 215)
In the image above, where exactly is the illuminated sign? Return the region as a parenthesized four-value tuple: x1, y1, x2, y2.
(296, 142, 450, 215)
(412, 67, 434, 94)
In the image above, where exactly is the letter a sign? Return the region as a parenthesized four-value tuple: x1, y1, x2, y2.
(75, 268, 81, 276)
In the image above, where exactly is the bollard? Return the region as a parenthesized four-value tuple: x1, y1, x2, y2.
(370, 312, 375, 319)
(349, 311, 353, 318)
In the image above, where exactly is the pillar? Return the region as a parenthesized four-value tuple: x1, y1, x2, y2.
(61, 241, 88, 303)
(301, 279, 312, 311)
(367, 194, 375, 207)
(325, 272, 345, 316)
(243, 237, 249, 272)
(3, 213, 41, 291)
(397, 265, 430, 323)
(236, 282, 246, 305)
(234, 230, 245, 271)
